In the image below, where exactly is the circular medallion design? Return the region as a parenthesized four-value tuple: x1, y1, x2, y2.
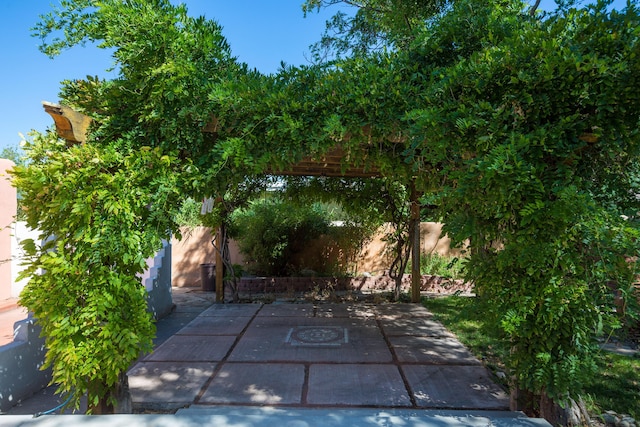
(287, 326, 347, 346)
(292, 327, 342, 344)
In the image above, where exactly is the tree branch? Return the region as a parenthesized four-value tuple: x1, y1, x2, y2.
(529, 0, 542, 16)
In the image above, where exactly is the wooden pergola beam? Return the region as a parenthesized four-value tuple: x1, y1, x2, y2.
(42, 101, 92, 144)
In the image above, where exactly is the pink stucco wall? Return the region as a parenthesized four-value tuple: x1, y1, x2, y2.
(0, 159, 17, 301)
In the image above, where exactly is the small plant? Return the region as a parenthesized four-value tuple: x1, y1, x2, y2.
(408, 253, 464, 279)
(174, 197, 204, 228)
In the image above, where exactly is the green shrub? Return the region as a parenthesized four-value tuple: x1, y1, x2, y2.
(408, 253, 465, 279)
(229, 198, 331, 276)
(174, 197, 204, 228)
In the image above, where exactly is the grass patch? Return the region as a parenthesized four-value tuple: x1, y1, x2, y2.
(423, 295, 640, 419)
(583, 351, 640, 419)
(423, 295, 509, 387)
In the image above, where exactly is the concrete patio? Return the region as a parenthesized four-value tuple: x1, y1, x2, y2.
(2, 292, 552, 426)
(127, 302, 509, 412)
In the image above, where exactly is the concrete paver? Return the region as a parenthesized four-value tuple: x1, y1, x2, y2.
(307, 364, 412, 407)
(380, 317, 457, 337)
(403, 365, 509, 409)
(374, 303, 433, 319)
(2, 288, 552, 426)
(175, 315, 252, 335)
(128, 301, 511, 412)
(311, 303, 377, 319)
(199, 363, 305, 405)
(145, 335, 236, 362)
(257, 303, 316, 317)
(390, 335, 483, 365)
(199, 303, 261, 317)
(229, 316, 393, 363)
(127, 362, 216, 408)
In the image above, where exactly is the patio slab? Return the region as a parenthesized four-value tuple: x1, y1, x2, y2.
(307, 364, 412, 407)
(389, 335, 481, 365)
(5, 292, 551, 425)
(124, 301, 521, 419)
(199, 363, 305, 405)
(145, 335, 236, 362)
(176, 315, 251, 335)
(314, 303, 377, 319)
(229, 316, 393, 363)
(379, 317, 456, 338)
(127, 362, 215, 408)
(374, 303, 433, 319)
(199, 304, 262, 317)
(256, 303, 316, 317)
(403, 365, 510, 410)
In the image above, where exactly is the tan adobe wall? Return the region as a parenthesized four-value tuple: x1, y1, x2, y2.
(171, 226, 243, 288)
(172, 222, 462, 287)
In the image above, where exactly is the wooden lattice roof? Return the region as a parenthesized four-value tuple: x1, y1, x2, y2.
(43, 102, 381, 178)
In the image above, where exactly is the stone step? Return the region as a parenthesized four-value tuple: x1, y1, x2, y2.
(176, 406, 553, 427)
(0, 409, 552, 427)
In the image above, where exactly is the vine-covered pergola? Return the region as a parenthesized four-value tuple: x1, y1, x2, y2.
(13, 0, 640, 421)
(43, 99, 425, 303)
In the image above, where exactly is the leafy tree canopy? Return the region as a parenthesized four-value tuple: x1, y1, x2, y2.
(16, 0, 640, 419)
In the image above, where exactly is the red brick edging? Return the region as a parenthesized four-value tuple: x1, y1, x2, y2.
(236, 275, 472, 296)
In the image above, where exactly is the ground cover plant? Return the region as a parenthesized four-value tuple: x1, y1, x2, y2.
(424, 295, 640, 420)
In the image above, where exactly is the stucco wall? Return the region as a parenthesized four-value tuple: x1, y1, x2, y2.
(0, 159, 16, 301)
(11, 223, 40, 298)
(0, 318, 51, 413)
(172, 222, 461, 287)
(171, 227, 243, 288)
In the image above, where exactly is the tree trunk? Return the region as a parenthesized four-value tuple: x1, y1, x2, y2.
(510, 383, 591, 426)
(410, 183, 422, 303)
(87, 372, 131, 414)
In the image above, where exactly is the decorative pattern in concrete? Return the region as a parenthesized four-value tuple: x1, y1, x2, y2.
(286, 326, 348, 347)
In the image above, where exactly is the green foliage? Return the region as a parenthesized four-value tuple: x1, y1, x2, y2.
(25, 0, 640, 417)
(11, 130, 186, 411)
(0, 144, 24, 165)
(229, 198, 331, 276)
(302, 0, 450, 61)
(410, 253, 464, 279)
(282, 175, 416, 292)
(410, 0, 640, 403)
(38, 0, 238, 177)
(425, 296, 640, 419)
(174, 197, 204, 228)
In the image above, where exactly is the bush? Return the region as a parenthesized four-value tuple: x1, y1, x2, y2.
(174, 197, 204, 228)
(229, 198, 331, 276)
(408, 253, 464, 279)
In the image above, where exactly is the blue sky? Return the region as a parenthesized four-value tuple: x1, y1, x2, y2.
(0, 0, 628, 151)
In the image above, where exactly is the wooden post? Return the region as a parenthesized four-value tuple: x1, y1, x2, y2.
(215, 227, 224, 302)
(410, 182, 421, 303)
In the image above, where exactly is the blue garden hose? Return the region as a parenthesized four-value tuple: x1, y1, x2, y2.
(33, 392, 74, 417)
